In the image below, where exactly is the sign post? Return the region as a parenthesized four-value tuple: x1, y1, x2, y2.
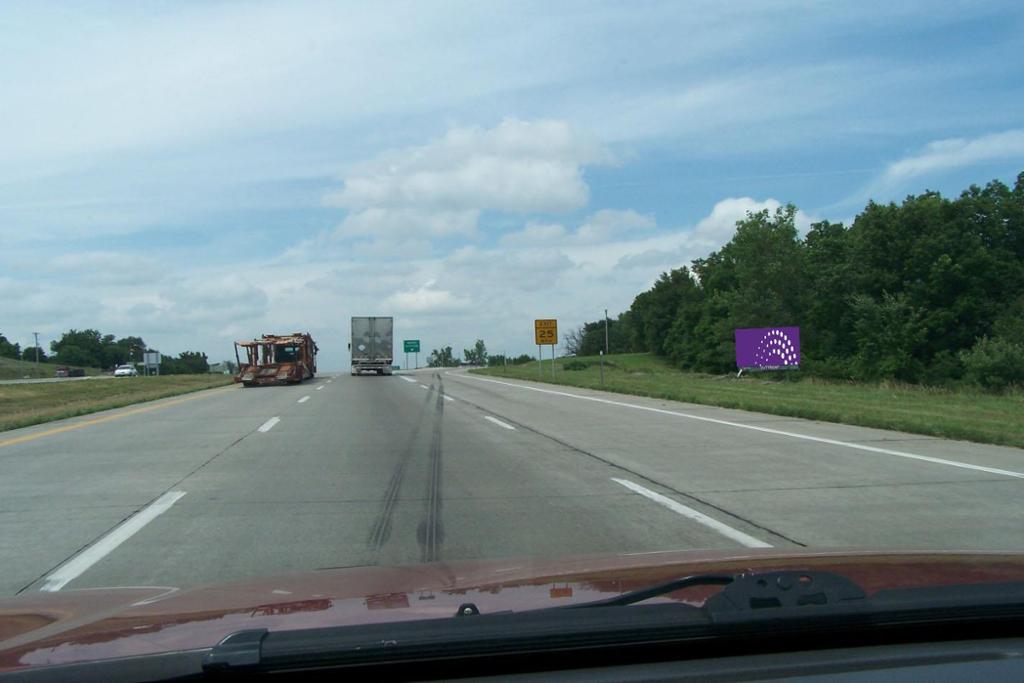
(403, 339, 420, 371)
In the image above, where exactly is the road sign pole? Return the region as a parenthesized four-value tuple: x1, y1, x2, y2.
(604, 308, 609, 356)
(538, 345, 542, 378)
(415, 352, 418, 369)
(406, 352, 409, 371)
(600, 349, 604, 385)
(551, 344, 555, 379)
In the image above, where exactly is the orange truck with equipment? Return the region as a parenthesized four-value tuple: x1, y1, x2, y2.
(234, 333, 318, 387)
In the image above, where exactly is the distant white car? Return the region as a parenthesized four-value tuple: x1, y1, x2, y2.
(114, 364, 138, 377)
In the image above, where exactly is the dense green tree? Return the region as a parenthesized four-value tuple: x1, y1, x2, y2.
(51, 329, 105, 366)
(427, 346, 459, 367)
(596, 171, 1024, 390)
(463, 339, 488, 365)
(960, 337, 1024, 391)
(20, 346, 47, 362)
(0, 333, 21, 360)
(563, 326, 583, 355)
(630, 267, 703, 355)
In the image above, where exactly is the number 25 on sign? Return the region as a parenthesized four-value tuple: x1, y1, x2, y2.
(534, 319, 557, 345)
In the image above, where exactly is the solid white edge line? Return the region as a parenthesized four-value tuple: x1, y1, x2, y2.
(484, 415, 516, 430)
(40, 491, 188, 591)
(612, 478, 771, 548)
(399, 376, 417, 383)
(297, 396, 310, 404)
(462, 375, 1024, 480)
(258, 416, 280, 432)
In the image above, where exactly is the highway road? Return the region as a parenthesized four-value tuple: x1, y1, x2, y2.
(2, 369, 1024, 597)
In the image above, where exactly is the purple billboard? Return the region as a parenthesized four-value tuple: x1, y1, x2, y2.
(734, 327, 801, 369)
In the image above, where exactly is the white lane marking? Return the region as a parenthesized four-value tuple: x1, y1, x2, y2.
(463, 375, 1024, 480)
(399, 376, 417, 384)
(613, 478, 771, 548)
(443, 395, 454, 402)
(484, 415, 516, 430)
(419, 384, 429, 389)
(258, 416, 280, 432)
(316, 385, 325, 391)
(297, 396, 310, 404)
(40, 491, 188, 591)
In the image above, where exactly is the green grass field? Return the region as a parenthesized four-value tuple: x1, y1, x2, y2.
(473, 353, 1024, 448)
(0, 375, 236, 433)
(0, 356, 104, 380)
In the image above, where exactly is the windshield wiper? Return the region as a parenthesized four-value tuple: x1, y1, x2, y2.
(201, 571, 1024, 675)
(562, 573, 734, 608)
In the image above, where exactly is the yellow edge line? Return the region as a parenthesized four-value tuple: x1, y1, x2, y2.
(0, 385, 238, 449)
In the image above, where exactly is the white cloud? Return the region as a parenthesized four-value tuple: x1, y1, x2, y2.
(324, 119, 612, 244)
(828, 128, 1024, 211)
(499, 222, 567, 247)
(881, 129, 1024, 183)
(694, 197, 815, 239)
(498, 209, 654, 248)
(336, 208, 480, 239)
(384, 282, 473, 313)
(573, 209, 655, 244)
(326, 119, 610, 213)
(48, 251, 164, 286)
(442, 246, 574, 293)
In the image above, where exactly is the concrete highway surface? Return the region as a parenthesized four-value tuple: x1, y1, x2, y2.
(2, 369, 1023, 597)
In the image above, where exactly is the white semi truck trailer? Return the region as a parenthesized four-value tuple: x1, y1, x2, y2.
(350, 316, 394, 375)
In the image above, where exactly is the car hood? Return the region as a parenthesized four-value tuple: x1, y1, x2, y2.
(4, 548, 1024, 671)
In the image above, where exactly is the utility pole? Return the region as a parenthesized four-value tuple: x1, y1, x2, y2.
(33, 332, 40, 363)
(604, 309, 609, 356)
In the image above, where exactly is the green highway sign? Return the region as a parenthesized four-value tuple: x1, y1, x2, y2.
(403, 339, 421, 353)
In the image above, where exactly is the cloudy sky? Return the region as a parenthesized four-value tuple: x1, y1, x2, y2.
(2, 1, 1022, 369)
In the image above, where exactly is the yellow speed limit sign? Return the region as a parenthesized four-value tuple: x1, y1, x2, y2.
(534, 319, 558, 346)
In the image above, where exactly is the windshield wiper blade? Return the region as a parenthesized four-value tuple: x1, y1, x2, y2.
(563, 573, 734, 609)
(201, 572, 1024, 675)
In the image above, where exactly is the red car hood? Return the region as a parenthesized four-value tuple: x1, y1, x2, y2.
(4, 548, 1024, 672)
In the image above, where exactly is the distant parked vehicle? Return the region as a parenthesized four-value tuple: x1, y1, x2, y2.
(54, 366, 85, 378)
(113, 364, 138, 377)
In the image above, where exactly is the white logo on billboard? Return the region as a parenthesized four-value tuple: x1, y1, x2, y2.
(754, 329, 798, 366)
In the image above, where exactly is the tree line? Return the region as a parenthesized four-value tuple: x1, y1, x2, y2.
(426, 339, 533, 368)
(566, 172, 1024, 391)
(0, 329, 213, 375)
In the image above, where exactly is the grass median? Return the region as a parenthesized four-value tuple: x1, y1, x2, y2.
(0, 375, 236, 433)
(472, 353, 1024, 448)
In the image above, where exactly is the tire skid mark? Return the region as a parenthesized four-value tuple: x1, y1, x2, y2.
(367, 384, 436, 554)
(417, 376, 445, 562)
